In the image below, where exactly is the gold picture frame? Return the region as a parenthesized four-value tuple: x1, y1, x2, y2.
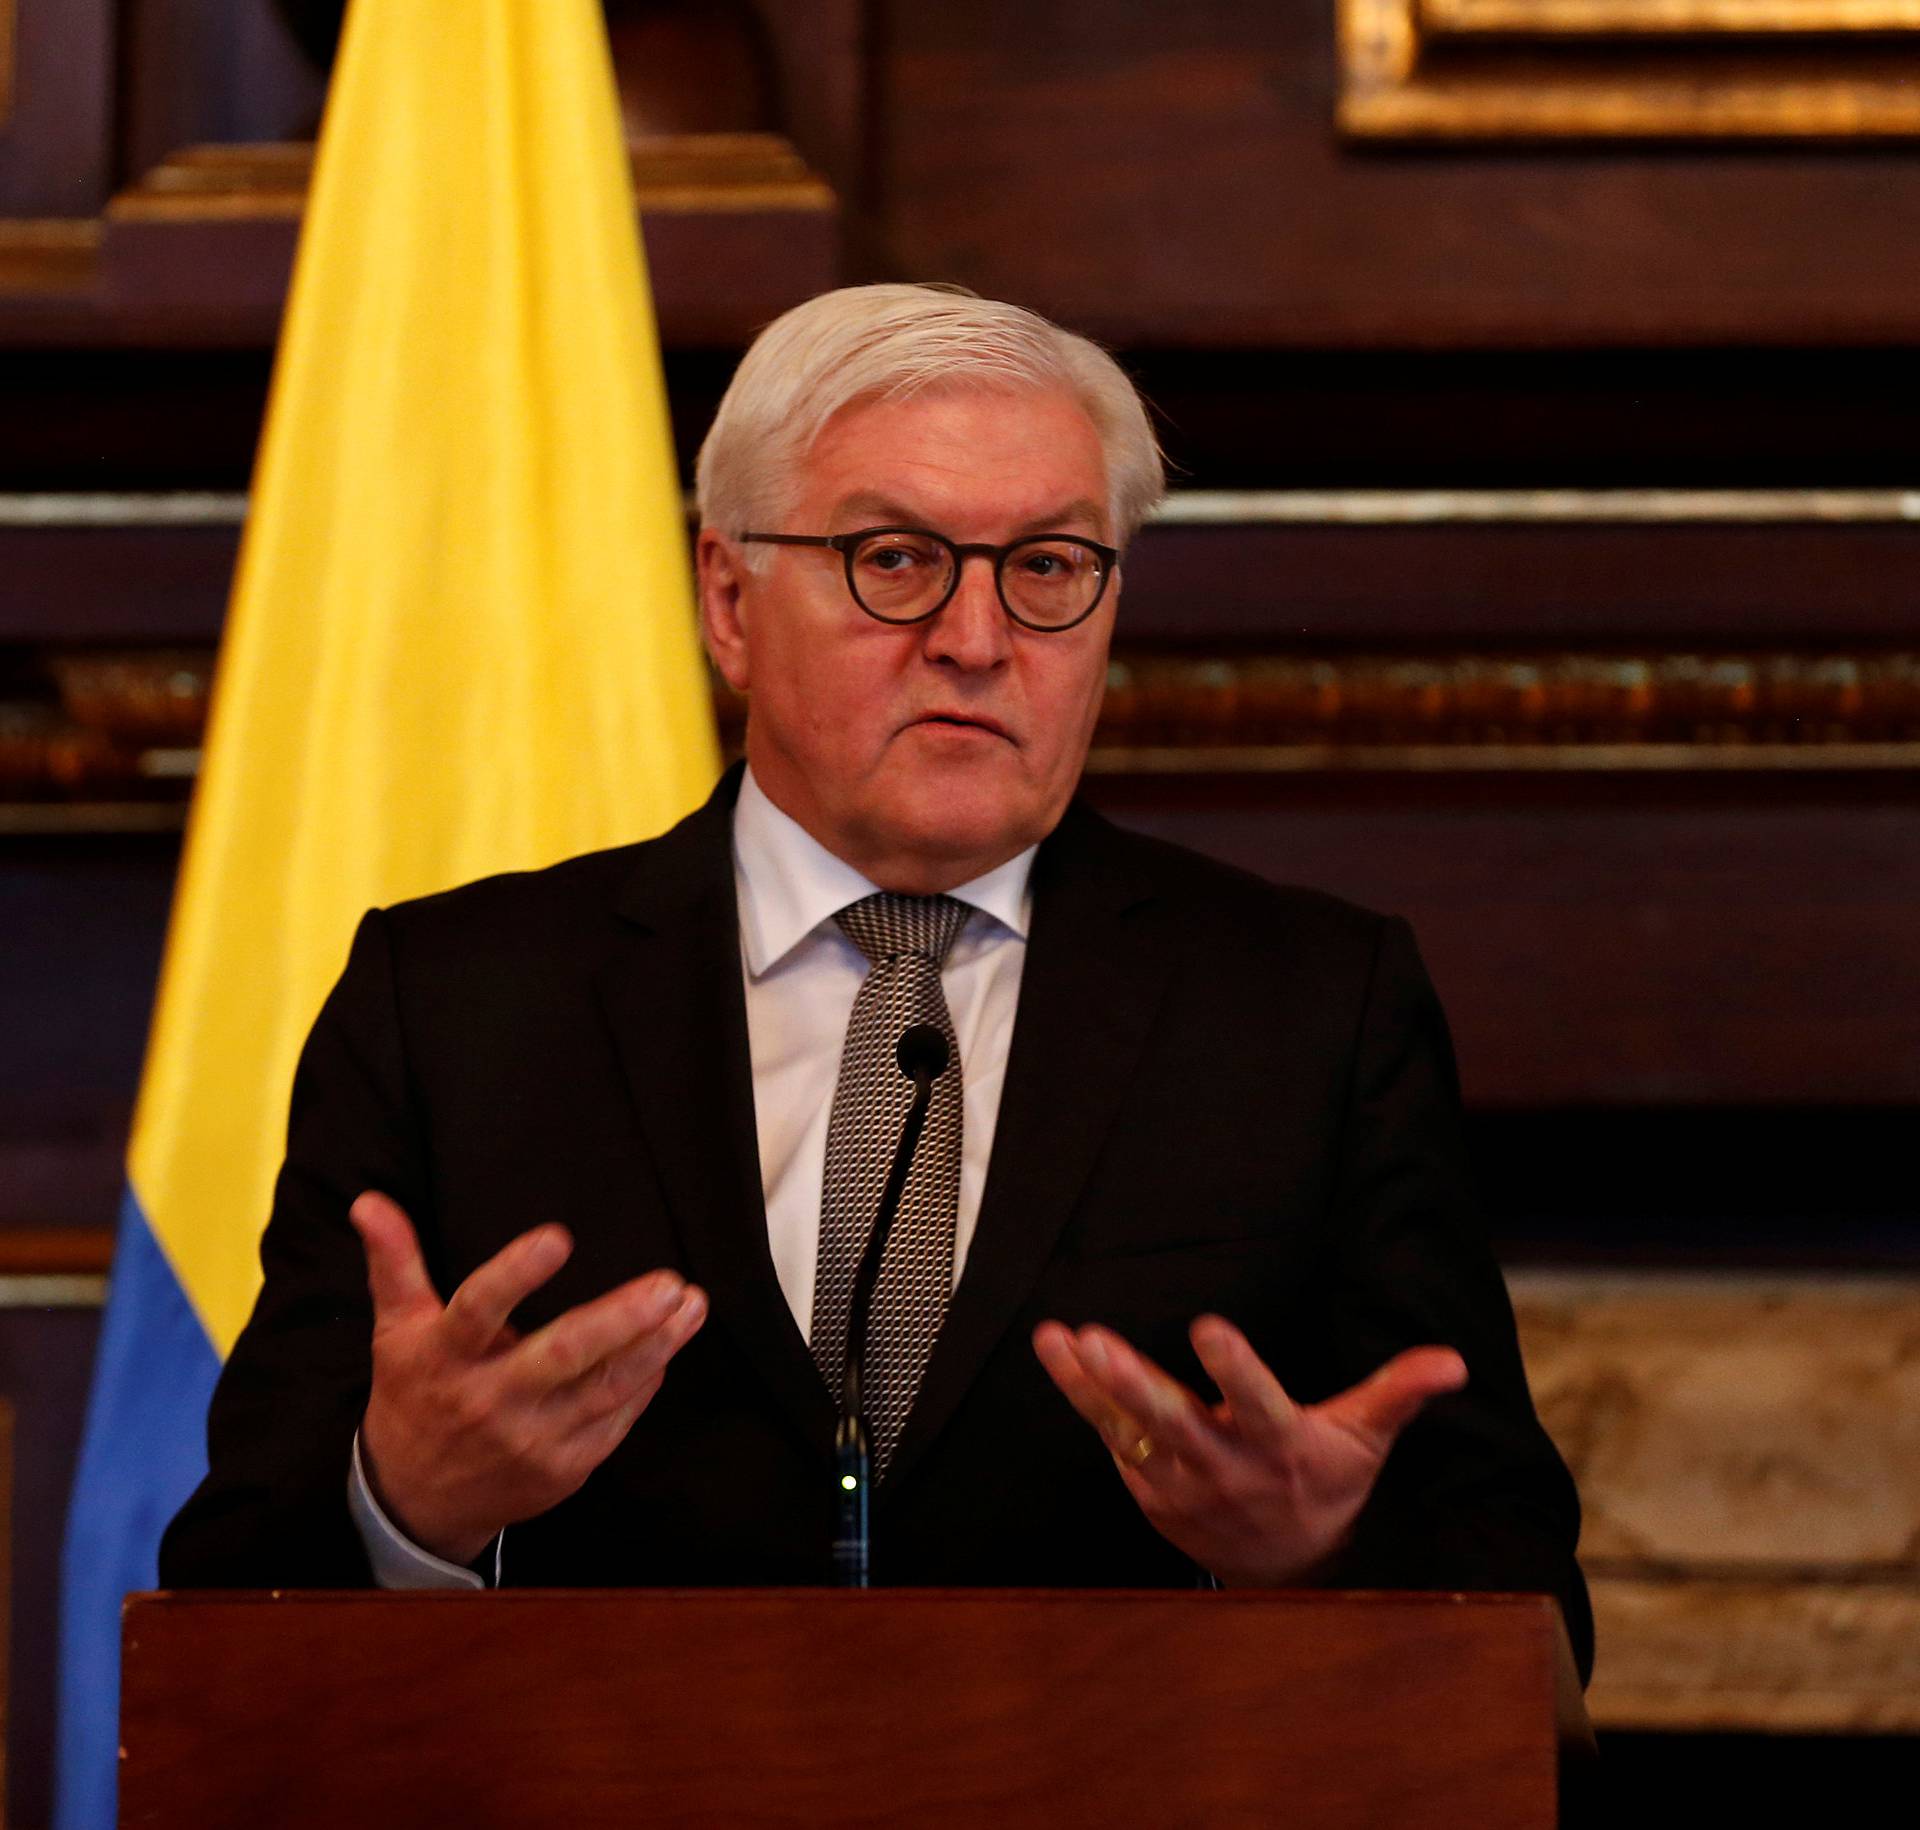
(1339, 0, 1920, 137)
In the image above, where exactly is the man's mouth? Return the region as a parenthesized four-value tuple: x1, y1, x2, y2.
(909, 711, 1014, 742)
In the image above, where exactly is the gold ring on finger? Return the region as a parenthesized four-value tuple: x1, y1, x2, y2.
(1126, 1434, 1154, 1466)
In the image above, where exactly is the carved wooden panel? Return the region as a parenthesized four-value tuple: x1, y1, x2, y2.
(1342, 0, 1920, 137)
(0, 1307, 104, 1830)
(93, 134, 838, 347)
(119, 0, 324, 186)
(880, 2, 1920, 346)
(16, 486, 1920, 645)
(0, 0, 114, 215)
(0, 1392, 11, 1810)
(0, 1, 850, 345)
(1089, 769, 1920, 1107)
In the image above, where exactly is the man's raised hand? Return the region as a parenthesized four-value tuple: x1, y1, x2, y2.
(1032, 1314, 1466, 1588)
(350, 1190, 707, 1566)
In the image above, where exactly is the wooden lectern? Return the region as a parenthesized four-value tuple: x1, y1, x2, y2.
(120, 1589, 1592, 1827)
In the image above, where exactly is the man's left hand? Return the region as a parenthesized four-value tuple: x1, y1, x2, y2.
(1032, 1315, 1467, 1587)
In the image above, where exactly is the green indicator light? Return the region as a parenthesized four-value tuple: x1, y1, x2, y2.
(840, 1475, 859, 1492)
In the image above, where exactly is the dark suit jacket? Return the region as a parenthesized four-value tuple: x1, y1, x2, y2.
(162, 765, 1592, 1680)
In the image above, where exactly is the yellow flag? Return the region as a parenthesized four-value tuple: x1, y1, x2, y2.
(130, 0, 718, 1357)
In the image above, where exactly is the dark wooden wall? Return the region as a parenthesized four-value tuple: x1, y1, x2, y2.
(3, 0, 1918, 1820)
(874, 3, 1920, 349)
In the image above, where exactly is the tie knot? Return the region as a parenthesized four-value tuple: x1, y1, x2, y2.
(835, 892, 971, 967)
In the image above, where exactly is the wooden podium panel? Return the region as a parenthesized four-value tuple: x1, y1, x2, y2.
(120, 1589, 1587, 1828)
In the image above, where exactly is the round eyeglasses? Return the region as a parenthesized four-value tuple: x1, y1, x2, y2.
(738, 525, 1118, 632)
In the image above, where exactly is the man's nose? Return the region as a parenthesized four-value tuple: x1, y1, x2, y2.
(923, 554, 1012, 670)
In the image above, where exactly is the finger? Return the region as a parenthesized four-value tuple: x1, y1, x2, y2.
(1323, 1346, 1469, 1452)
(1073, 1326, 1230, 1475)
(544, 1283, 709, 1425)
(566, 1371, 666, 1468)
(508, 1270, 693, 1399)
(440, 1224, 575, 1357)
(1189, 1314, 1299, 1452)
(1032, 1322, 1150, 1456)
(349, 1191, 439, 1325)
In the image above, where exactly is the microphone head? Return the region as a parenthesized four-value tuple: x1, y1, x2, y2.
(896, 1023, 950, 1083)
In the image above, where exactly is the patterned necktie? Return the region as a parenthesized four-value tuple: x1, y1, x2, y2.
(810, 891, 970, 1480)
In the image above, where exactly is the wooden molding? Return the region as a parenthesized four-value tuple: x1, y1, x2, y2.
(626, 133, 837, 213)
(0, 801, 188, 834)
(1423, 0, 1920, 32)
(1341, 0, 1920, 137)
(108, 133, 834, 226)
(1152, 488, 1920, 526)
(0, 217, 99, 293)
(59, 130, 840, 347)
(1080, 741, 1920, 775)
(1095, 651, 1920, 748)
(6, 648, 1920, 806)
(0, 1225, 113, 1275)
(106, 145, 307, 226)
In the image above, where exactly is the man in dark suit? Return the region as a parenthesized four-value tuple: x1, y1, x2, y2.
(162, 284, 1590, 1678)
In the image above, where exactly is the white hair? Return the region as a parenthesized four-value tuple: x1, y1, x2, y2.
(694, 283, 1166, 552)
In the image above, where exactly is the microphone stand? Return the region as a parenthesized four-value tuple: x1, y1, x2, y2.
(833, 1023, 949, 1588)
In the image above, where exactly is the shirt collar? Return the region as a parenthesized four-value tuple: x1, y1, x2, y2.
(733, 765, 1035, 979)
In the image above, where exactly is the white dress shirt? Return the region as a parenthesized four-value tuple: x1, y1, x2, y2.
(350, 766, 1036, 1587)
(734, 765, 1034, 1332)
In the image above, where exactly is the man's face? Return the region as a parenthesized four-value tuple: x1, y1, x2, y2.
(698, 385, 1118, 892)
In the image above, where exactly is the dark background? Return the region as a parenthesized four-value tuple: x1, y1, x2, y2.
(3, 0, 1918, 1822)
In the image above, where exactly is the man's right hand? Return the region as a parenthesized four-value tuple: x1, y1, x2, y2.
(348, 1189, 708, 1566)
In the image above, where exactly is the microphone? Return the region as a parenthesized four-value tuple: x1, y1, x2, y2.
(833, 1022, 951, 1588)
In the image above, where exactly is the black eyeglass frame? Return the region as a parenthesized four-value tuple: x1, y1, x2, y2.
(738, 525, 1120, 633)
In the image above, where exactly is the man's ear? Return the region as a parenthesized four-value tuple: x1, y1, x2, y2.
(695, 528, 752, 694)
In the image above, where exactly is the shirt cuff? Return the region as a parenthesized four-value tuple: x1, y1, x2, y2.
(348, 1430, 498, 1590)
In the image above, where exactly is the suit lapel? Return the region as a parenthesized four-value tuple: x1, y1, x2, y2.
(887, 803, 1173, 1487)
(595, 767, 834, 1455)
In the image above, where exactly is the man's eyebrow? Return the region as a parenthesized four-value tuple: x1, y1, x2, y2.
(826, 494, 1111, 538)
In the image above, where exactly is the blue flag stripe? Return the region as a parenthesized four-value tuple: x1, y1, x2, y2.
(56, 1189, 220, 1830)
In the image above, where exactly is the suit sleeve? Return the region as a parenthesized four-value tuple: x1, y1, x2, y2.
(159, 908, 432, 1587)
(1316, 915, 1594, 1683)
